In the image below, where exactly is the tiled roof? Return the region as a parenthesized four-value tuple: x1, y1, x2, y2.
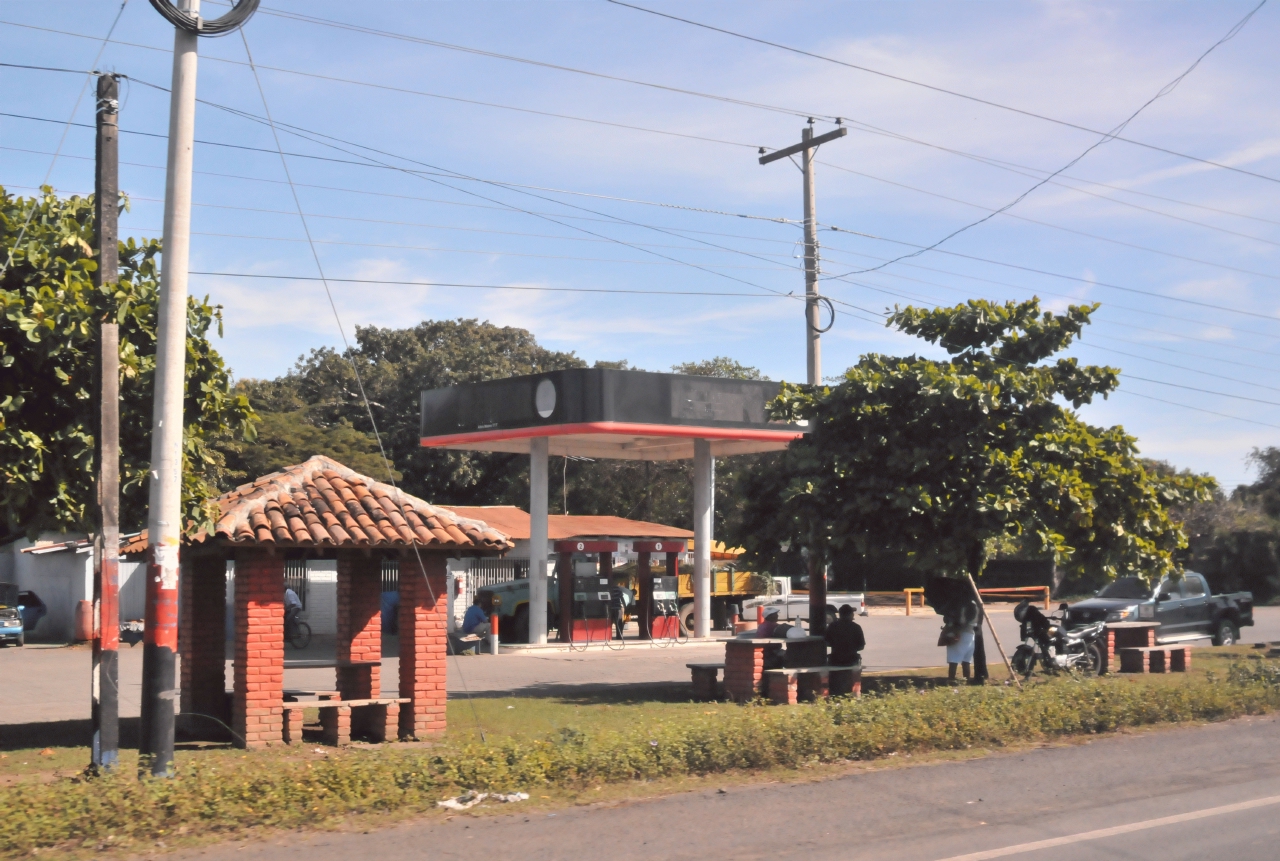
(440, 506, 694, 542)
(138, 457, 511, 552)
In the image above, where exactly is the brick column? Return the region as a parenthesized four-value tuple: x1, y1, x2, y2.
(232, 549, 285, 749)
(398, 553, 447, 739)
(179, 553, 228, 737)
(336, 554, 382, 700)
(725, 640, 768, 702)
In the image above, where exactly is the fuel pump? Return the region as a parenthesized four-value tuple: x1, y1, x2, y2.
(650, 575, 680, 639)
(571, 576, 613, 643)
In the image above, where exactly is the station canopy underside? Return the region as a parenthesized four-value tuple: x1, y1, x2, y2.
(419, 368, 805, 461)
(423, 423, 798, 460)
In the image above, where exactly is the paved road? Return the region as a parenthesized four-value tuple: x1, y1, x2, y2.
(5, 607, 1279, 733)
(168, 713, 1280, 861)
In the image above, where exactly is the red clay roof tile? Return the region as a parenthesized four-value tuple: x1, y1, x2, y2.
(183, 456, 512, 552)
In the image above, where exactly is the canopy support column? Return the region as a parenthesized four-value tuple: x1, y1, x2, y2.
(693, 438, 712, 639)
(528, 437, 549, 644)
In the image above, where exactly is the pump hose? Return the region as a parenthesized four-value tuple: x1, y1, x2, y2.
(147, 0, 260, 36)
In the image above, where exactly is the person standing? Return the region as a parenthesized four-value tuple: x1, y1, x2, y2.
(944, 597, 979, 684)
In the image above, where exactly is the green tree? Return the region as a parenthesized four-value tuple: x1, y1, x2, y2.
(0, 186, 256, 538)
(221, 320, 585, 504)
(741, 299, 1213, 584)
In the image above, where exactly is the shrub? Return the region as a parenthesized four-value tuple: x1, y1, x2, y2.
(5, 669, 1280, 855)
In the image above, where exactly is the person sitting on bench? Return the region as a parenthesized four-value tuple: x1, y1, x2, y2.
(825, 604, 865, 666)
(463, 594, 491, 638)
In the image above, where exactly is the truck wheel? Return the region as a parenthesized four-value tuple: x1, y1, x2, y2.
(1212, 620, 1239, 647)
(679, 603, 696, 637)
(511, 606, 529, 644)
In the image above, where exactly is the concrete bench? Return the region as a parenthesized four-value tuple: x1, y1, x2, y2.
(1118, 646, 1191, 674)
(687, 662, 725, 699)
(763, 665, 862, 704)
(282, 696, 410, 745)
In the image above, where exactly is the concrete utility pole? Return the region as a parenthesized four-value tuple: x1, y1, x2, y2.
(693, 439, 712, 639)
(142, 0, 259, 777)
(759, 122, 847, 386)
(528, 438, 549, 644)
(91, 73, 121, 772)
(761, 123, 846, 633)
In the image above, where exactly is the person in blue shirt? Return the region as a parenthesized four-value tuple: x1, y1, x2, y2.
(462, 595, 491, 638)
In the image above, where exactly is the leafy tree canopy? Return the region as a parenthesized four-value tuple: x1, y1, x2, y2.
(740, 298, 1214, 582)
(220, 319, 585, 504)
(0, 187, 255, 538)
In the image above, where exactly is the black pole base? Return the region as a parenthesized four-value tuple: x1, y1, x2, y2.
(139, 642, 176, 777)
(92, 647, 120, 771)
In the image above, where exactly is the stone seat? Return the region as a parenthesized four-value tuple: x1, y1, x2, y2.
(282, 696, 410, 746)
(763, 664, 862, 704)
(1118, 646, 1191, 674)
(686, 662, 725, 699)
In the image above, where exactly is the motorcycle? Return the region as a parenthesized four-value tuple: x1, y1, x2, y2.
(1012, 600, 1104, 678)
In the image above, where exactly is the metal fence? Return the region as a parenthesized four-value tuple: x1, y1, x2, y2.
(381, 558, 399, 593)
(283, 559, 308, 608)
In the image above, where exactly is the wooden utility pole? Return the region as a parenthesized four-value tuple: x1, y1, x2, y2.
(92, 73, 121, 772)
(759, 122, 847, 386)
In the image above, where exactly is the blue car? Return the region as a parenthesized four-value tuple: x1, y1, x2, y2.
(0, 582, 36, 646)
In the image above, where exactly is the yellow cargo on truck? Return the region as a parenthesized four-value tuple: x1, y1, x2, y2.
(673, 542, 772, 634)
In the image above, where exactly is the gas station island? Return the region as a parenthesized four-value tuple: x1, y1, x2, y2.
(420, 368, 806, 643)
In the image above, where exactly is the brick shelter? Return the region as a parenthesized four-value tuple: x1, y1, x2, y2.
(174, 456, 511, 748)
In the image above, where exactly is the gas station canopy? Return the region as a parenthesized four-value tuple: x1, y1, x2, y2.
(419, 368, 805, 460)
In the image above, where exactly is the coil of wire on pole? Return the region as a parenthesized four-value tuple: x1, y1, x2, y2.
(147, 0, 260, 35)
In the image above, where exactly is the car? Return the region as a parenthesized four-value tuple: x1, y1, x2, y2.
(1067, 572, 1252, 646)
(0, 582, 31, 646)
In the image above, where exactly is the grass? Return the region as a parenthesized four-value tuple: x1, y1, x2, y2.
(4, 651, 1280, 857)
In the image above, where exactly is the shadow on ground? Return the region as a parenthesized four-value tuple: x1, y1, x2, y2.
(1, 718, 140, 751)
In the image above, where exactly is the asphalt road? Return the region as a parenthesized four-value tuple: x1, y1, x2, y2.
(168, 713, 1280, 861)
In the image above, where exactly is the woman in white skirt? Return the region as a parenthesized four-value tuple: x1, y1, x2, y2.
(944, 599, 980, 684)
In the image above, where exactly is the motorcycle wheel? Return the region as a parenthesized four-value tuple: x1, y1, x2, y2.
(289, 621, 312, 650)
(1012, 646, 1036, 679)
(1081, 643, 1103, 676)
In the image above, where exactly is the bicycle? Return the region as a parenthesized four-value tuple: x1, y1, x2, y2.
(285, 609, 312, 650)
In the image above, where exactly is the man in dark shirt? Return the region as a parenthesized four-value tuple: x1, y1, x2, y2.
(825, 604, 865, 666)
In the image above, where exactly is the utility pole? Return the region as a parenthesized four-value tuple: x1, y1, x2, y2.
(141, 0, 259, 777)
(759, 121, 847, 386)
(92, 73, 120, 772)
(760, 121, 846, 634)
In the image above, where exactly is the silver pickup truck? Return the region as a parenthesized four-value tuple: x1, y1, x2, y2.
(741, 577, 866, 628)
(1066, 572, 1253, 646)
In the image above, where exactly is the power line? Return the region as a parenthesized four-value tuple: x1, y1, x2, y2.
(190, 270, 804, 298)
(1115, 389, 1280, 430)
(817, 0, 1269, 277)
(813, 240, 1280, 350)
(0, 2, 129, 277)
(820, 223, 1280, 323)
(11, 23, 1278, 240)
(819, 159, 1280, 260)
(13, 97, 1274, 329)
(1085, 343, 1280, 394)
(1121, 374, 1280, 407)
(0, 108, 799, 225)
(606, 0, 1279, 185)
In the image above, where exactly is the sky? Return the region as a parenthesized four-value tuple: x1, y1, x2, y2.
(3, 0, 1279, 490)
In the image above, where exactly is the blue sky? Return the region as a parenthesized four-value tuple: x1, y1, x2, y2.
(3, 1, 1279, 489)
